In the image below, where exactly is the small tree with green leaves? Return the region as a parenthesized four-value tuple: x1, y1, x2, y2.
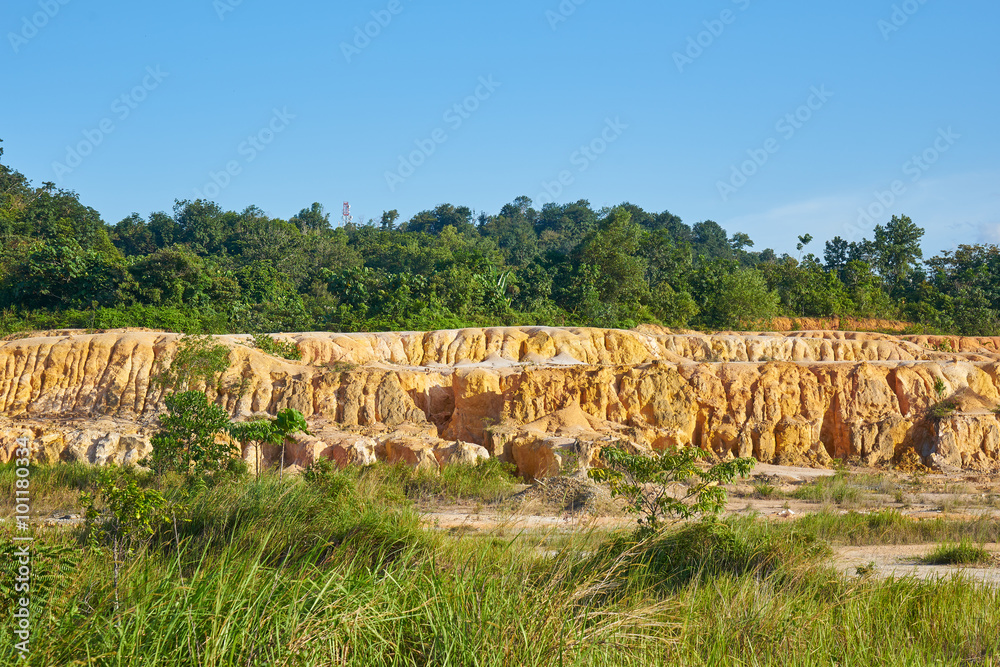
(589, 444, 755, 534)
(80, 470, 173, 610)
(227, 418, 279, 480)
(227, 408, 310, 480)
(273, 408, 310, 480)
(146, 390, 235, 477)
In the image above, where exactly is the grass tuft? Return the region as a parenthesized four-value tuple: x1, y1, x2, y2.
(792, 471, 865, 505)
(929, 399, 959, 419)
(923, 539, 993, 566)
(750, 481, 781, 499)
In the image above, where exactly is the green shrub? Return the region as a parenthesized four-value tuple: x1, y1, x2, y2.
(248, 333, 302, 360)
(589, 444, 755, 533)
(80, 468, 178, 608)
(583, 515, 827, 595)
(153, 334, 232, 393)
(750, 481, 780, 499)
(929, 399, 958, 419)
(303, 458, 356, 499)
(172, 472, 428, 570)
(933, 377, 948, 398)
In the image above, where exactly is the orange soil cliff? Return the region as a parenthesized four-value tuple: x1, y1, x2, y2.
(1, 327, 998, 478)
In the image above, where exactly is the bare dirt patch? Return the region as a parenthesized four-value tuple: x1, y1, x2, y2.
(834, 543, 1000, 586)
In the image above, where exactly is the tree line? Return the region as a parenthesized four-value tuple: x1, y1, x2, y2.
(2, 142, 998, 336)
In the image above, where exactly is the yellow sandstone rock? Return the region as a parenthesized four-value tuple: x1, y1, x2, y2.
(0, 327, 999, 476)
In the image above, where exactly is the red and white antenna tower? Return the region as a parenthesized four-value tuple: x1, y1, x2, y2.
(342, 201, 353, 226)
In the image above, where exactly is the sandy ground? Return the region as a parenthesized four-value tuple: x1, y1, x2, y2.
(832, 544, 1000, 586)
(418, 463, 1000, 585)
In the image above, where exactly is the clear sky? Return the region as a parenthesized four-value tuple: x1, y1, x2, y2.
(3, 0, 998, 256)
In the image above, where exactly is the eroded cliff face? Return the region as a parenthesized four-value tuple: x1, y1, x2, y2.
(1, 327, 999, 477)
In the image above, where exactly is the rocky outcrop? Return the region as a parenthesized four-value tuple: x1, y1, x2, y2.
(1, 327, 999, 477)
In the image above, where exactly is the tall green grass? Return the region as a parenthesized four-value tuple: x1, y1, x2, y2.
(355, 458, 522, 505)
(792, 470, 867, 505)
(796, 508, 1000, 545)
(2, 466, 999, 665)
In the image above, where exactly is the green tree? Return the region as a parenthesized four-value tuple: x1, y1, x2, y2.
(81, 469, 172, 608)
(403, 204, 476, 236)
(129, 246, 220, 307)
(869, 214, 925, 295)
(153, 334, 232, 393)
(146, 390, 236, 477)
(577, 208, 649, 322)
(228, 408, 310, 481)
(173, 199, 229, 255)
(227, 419, 277, 480)
(760, 256, 852, 318)
(823, 236, 851, 275)
(691, 220, 732, 261)
(3, 239, 133, 309)
(536, 200, 598, 256)
(698, 265, 780, 329)
(274, 408, 310, 480)
(843, 260, 897, 319)
(111, 213, 158, 256)
(649, 282, 699, 327)
(289, 202, 331, 234)
(479, 211, 539, 267)
(379, 209, 400, 230)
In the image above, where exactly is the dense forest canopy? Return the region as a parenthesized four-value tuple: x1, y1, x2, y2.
(2, 141, 998, 336)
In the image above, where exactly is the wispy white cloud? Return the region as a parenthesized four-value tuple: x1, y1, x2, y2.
(722, 170, 1000, 255)
(979, 223, 1000, 243)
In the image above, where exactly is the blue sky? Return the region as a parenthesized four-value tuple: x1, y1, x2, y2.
(2, 0, 998, 256)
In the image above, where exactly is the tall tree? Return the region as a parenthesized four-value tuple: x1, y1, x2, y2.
(869, 214, 924, 294)
(290, 203, 331, 234)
